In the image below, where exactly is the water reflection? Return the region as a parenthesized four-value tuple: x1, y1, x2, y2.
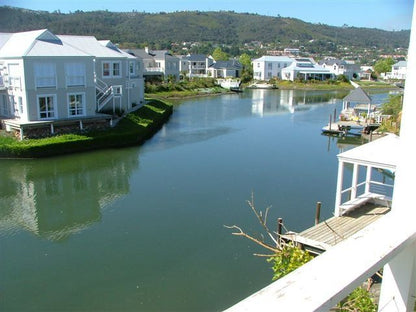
(250, 89, 349, 116)
(0, 149, 139, 241)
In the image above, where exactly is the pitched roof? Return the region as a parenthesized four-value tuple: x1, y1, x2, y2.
(0, 29, 89, 57)
(184, 54, 208, 62)
(343, 87, 372, 103)
(252, 55, 293, 63)
(337, 133, 398, 170)
(209, 60, 242, 69)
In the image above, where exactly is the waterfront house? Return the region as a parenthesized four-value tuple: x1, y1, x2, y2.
(207, 59, 242, 78)
(390, 60, 407, 80)
(126, 48, 180, 81)
(251, 55, 293, 80)
(281, 58, 334, 81)
(0, 29, 145, 139)
(319, 58, 360, 80)
(178, 54, 214, 78)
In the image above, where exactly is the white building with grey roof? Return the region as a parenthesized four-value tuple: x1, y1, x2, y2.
(0, 29, 145, 139)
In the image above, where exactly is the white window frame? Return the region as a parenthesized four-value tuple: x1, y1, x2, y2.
(34, 63, 57, 88)
(65, 63, 86, 87)
(67, 92, 85, 117)
(129, 61, 135, 76)
(102, 61, 122, 78)
(37, 94, 57, 120)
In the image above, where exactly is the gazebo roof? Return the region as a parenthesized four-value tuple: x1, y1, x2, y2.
(343, 87, 372, 103)
(337, 134, 399, 170)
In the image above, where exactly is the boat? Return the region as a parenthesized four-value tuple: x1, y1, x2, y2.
(247, 82, 277, 89)
(321, 122, 363, 137)
(217, 79, 242, 92)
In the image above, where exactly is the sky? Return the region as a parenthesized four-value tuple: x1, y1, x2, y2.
(2, 0, 414, 31)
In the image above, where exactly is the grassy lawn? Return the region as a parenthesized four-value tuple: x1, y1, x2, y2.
(0, 99, 173, 158)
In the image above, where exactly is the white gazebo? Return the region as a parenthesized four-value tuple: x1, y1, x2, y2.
(334, 133, 399, 216)
(341, 87, 374, 116)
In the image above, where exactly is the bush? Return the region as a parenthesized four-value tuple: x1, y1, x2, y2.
(0, 99, 173, 158)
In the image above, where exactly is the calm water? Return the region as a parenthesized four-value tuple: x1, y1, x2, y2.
(0, 89, 390, 311)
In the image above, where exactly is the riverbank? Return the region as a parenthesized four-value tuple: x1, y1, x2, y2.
(0, 99, 173, 158)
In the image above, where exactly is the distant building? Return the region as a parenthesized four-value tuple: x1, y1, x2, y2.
(390, 61, 407, 80)
(282, 58, 334, 81)
(126, 48, 180, 81)
(319, 58, 360, 80)
(178, 54, 214, 78)
(207, 60, 242, 78)
(251, 56, 293, 80)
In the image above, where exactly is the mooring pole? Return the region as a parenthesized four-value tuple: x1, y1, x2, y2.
(277, 218, 283, 236)
(329, 114, 332, 130)
(315, 202, 322, 225)
(333, 108, 337, 122)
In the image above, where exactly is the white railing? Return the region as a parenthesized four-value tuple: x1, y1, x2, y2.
(225, 211, 416, 311)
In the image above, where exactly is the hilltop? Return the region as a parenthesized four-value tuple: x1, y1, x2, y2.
(0, 6, 410, 58)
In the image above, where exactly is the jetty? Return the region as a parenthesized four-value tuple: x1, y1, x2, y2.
(283, 134, 397, 255)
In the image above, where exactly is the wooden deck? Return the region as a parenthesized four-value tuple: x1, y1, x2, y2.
(283, 203, 391, 254)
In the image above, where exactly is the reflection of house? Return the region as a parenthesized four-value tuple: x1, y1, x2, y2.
(0, 150, 138, 241)
(0, 29, 145, 139)
(319, 58, 360, 80)
(126, 48, 180, 81)
(252, 56, 293, 80)
(281, 58, 334, 81)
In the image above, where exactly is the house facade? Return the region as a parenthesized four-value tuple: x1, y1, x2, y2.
(179, 54, 214, 78)
(126, 48, 180, 81)
(319, 58, 360, 80)
(207, 60, 242, 78)
(390, 60, 407, 79)
(251, 56, 293, 80)
(0, 29, 145, 138)
(281, 58, 334, 81)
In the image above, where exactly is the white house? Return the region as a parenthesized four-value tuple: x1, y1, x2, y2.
(281, 58, 334, 81)
(251, 56, 293, 80)
(126, 48, 180, 81)
(178, 54, 214, 78)
(319, 58, 360, 80)
(0, 29, 145, 139)
(390, 60, 407, 79)
(207, 60, 242, 78)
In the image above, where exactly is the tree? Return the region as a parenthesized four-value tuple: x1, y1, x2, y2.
(374, 57, 395, 75)
(212, 47, 229, 61)
(239, 53, 253, 82)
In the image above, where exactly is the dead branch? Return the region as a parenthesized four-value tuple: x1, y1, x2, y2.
(246, 193, 279, 247)
(224, 224, 279, 253)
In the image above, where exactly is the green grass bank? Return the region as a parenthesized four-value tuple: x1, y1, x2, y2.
(0, 99, 173, 158)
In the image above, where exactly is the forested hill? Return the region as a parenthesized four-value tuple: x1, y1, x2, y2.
(0, 6, 410, 52)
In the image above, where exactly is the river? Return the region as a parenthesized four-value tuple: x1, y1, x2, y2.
(0, 89, 391, 311)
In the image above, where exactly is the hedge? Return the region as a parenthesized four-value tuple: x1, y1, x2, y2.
(0, 99, 173, 158)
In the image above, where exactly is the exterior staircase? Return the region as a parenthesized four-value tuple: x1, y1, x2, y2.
(95, 77, 114, 113)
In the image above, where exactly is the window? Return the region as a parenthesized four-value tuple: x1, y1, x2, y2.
(68, 93, 85, 117)
(65, 63, 86, 86)
(102, 61, 121, 78)
(268, 63, 272, 69)
(18, 97, 23, 114)
(8, 63, 21, 89)
(103, 63, 110, 77)
(129, 61, 135, 76)
(38, 95, 56, 119)
(112, 62, 120, 76)
(34, 63, 56, 88)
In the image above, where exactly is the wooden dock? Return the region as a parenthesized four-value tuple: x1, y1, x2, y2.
(283, 203, 391, 255)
